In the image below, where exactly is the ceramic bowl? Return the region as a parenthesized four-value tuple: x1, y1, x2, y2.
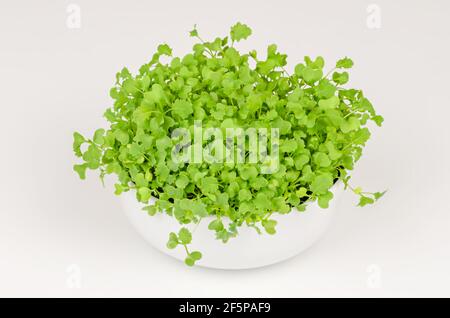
(121, 182, 343, 269)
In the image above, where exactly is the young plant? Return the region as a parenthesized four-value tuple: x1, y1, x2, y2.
(73, 23, 384, 266)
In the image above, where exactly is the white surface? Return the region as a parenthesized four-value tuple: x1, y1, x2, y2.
(0, 0, 449, 297)
(121, 183, 343, 270)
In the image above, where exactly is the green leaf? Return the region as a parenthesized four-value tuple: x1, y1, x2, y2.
(93, 128, 105, 145)
(82, 144, 101, 168)
(311, 173, 333, 195)
(73, 164, 87, 180)
(373, 115, 384, 127)
(239, 166, 258, 180)
(374, 191, 387, 200)
(353, 128, 371, 145)
(178, 227, 192, 244)
(336, 57, 354, 69)
(294, 63, 305, 77)
(138, 187, 151, 202)
(262, 219, 277, 235)
(272, 197, 290, 214)
(316, 80, 336, 99)
(208, 219, 224, 231)
(305, 56, 324, 69)
(250, 177, 268, 190)
(318, 191, 333, 208)
(123, 78, 139, 94)
(114, 129, 129, 145)
(230, 22, 252, 42)
(133, 173, 147, 187)
(190, 251, 202, 261)
(189, 25, 198, 37)
(280, 139, 298, 153)
(340, 117, 360, 133)
(143, 205, 157, 216)
(332, 71, 349, 85)
(318, 96, 339, 110)
(200, 176, 219, 194)
(254, 193, 271, 210)
(238, 189, 252, 202)
(73, 132, 86, 157)
(303, 67, 323, 84)
(175, 174, 190, 188)
(114, 183, 124, 195)
(172, 99, 193, 119)
(144, 84, 166, 105)
(294, 154, 309, 170)
(313, 152, 331, 167)
(166, 232, 178, 249)
(184, 256, 195, 266)
(325, 142, 342, 160)
(191, 200, 208, 217)
(296, 187, 308, 198)
(157, 43, 172, 56)
(358, 195, 375, 207)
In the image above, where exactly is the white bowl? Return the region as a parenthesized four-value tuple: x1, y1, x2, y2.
(121, 182, 344, 270)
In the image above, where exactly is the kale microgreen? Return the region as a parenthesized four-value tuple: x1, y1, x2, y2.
(73, 23, 385, 266)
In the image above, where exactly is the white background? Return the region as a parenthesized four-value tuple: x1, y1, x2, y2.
(1, 0, 449, 297)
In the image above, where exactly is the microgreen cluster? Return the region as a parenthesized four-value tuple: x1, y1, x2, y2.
(73, 23, 384, 266)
